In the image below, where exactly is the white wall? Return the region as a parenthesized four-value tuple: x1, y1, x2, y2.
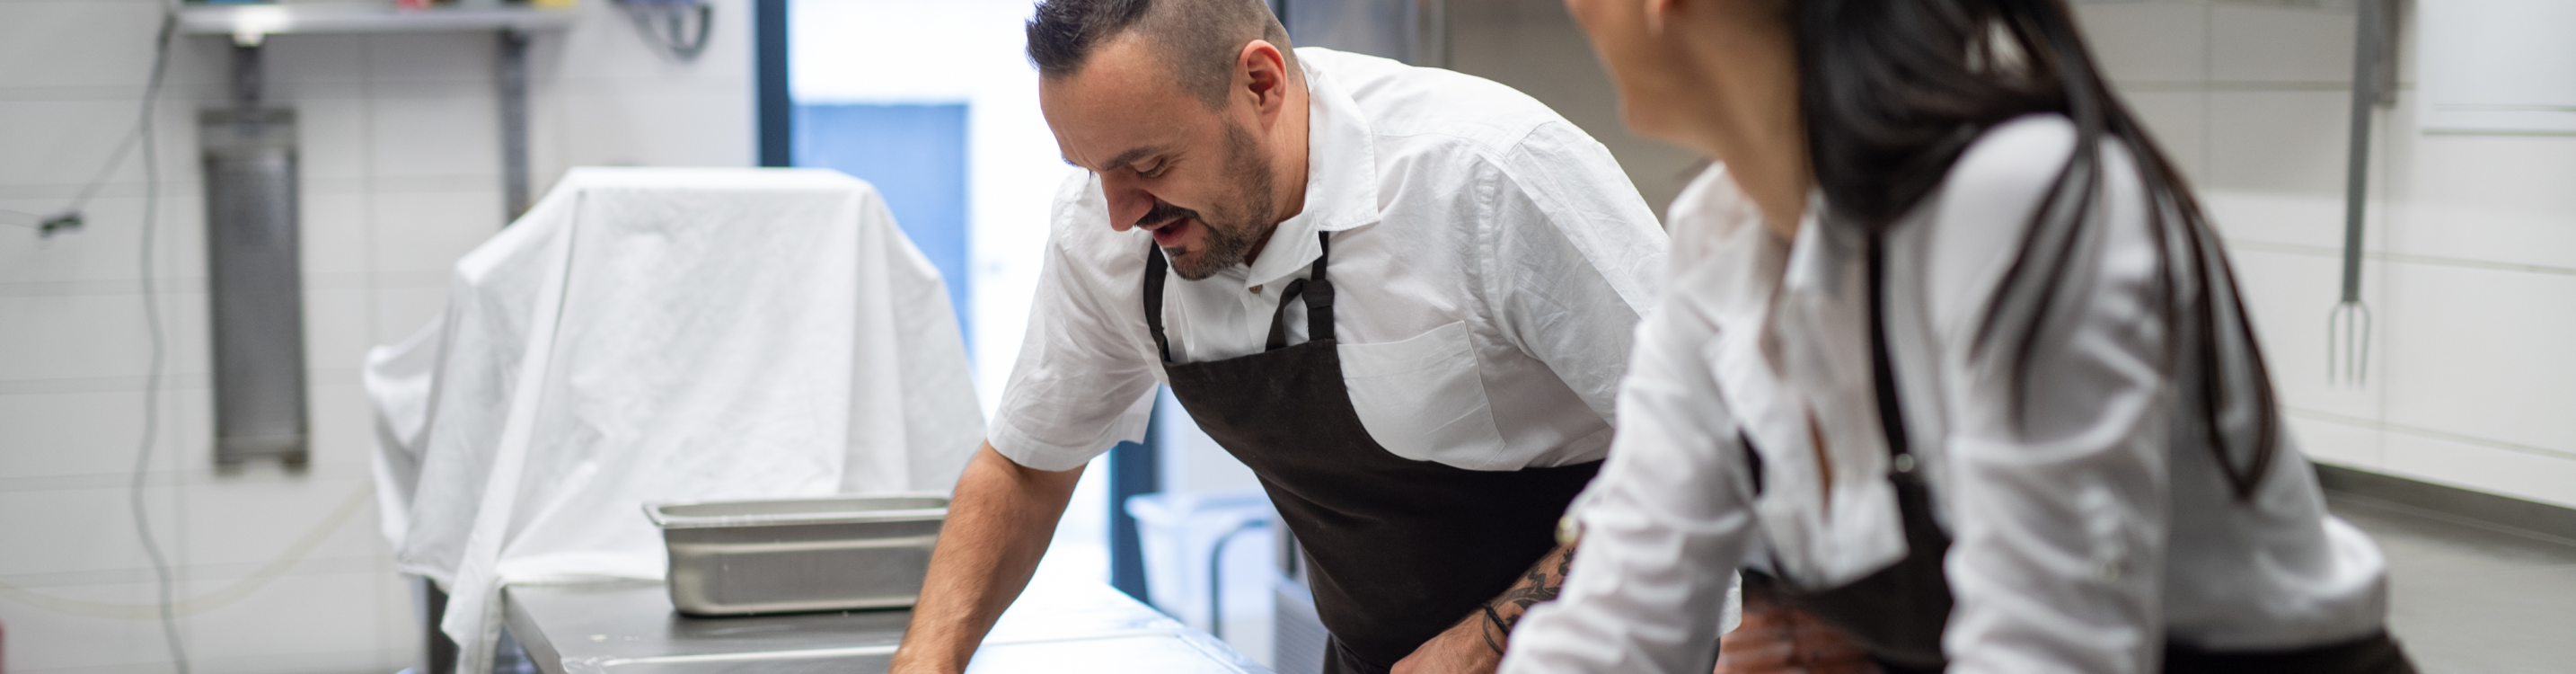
(2075, 0, 2576, 509)
(1448, 0, 1702, 218)
(0, 0, 753, 671)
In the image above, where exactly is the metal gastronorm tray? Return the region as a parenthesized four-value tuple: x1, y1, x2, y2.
(643, 493, 949, 616)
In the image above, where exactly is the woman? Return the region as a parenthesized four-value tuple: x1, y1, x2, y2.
(1498, 0, 2413, 672)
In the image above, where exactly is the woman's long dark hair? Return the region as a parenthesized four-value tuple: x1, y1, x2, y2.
(1793, 0, 2280, 500)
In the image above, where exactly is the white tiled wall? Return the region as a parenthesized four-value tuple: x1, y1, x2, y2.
(0, 0, 752, 671)
(2076, 0, 2576, 509)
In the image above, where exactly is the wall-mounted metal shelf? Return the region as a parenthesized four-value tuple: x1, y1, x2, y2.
(179, 4, 577, 45)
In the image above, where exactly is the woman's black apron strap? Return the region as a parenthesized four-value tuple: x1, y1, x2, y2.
(1742, 232, 1954, 670)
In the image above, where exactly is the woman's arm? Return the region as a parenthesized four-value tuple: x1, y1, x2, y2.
(1497, 296, 1761, 674)
(1928, 116, 2172, 674)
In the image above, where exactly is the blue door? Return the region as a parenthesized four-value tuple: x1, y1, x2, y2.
(793, 102, 974, 350)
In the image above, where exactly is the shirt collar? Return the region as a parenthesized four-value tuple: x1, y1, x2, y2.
(1237, 49, 1380, 290)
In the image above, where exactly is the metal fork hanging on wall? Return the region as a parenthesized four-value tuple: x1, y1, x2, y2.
(2330, 0, 2394, 387)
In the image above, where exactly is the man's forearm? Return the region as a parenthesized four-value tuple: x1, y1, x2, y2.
(888, 443, 1084, 673)
(1476, 542, 1577, 652)
(1392, 542, 1579, 674)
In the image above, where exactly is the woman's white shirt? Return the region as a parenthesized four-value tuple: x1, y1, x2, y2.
(1503, 114, 2389, 674)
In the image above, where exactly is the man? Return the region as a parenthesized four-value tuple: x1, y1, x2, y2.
(887, 1, 1666, 672)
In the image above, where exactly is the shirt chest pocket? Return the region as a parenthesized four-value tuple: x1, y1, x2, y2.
(1337, 321, 1511, 469)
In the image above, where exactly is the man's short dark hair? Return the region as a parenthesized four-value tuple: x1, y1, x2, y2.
(1027, 0, 1296, 108)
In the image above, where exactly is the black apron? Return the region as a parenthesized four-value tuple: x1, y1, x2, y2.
(1142, 233, 1600, 674)
(1737, 235, 2412, 674)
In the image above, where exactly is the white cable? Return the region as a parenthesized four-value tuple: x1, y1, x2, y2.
(127, 9, 189, 674)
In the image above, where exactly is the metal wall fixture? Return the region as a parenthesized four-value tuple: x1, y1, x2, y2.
(613, 0, 715, 62)
(2328, 0, 2396, 387)
(201, 43, 311, 466)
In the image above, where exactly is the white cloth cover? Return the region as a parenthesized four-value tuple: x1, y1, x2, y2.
(363, 167, 985, 672)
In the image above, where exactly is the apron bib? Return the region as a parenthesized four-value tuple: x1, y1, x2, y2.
(1142, 233, 1599, 673)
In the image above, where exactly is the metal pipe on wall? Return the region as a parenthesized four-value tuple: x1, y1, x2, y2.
(499, 30, 533, 221)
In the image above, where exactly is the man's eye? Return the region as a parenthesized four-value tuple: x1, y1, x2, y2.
(1139, 162, 1169, 178)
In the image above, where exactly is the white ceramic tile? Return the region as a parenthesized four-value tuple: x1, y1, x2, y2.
(0, 581, 189, 672)
(2210, 4, 2356, 84)
(0, 194, 203, 288)
(2227, 246, 2387, 419)
(0, 2, 170, 91)
(2381, 431, 2576, 510)
(2076, 2, 2210, 84)
(369, 190, 501, 276)
(0, 290, 213, 383)
(301, 286, 372, 377)
(552, 84, 755, 170)
(164, 383, 223, 472)
(2378, 261, 2576, 457)
(2287, 412, 2384, 470)
(2204, 90, 2354, 198)
(2384, 134, 2576, 272)
(2119, 90, 2209, 186)
(0, 99, 158, 187)
(180, 571, 406, 673)
(287, 96, 371, 185)
(299, 194, 371, 287)
(2201, 190, 2349, 250)
(370, 285, 451, 350)
(0, 389, 185, 480)
(0, 486, 185, 578)
(175, 475, 381, 571)
(367, 91, 502, 180)
(307, 382, 375, 469)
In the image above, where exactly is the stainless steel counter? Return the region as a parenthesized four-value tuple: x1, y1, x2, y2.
(504, 577, 1272, 674)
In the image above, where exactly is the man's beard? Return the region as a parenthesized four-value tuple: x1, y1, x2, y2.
(1153, 121, 1277, 281)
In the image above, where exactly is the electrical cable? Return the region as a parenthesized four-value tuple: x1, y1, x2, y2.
(126, 8, 189, 674)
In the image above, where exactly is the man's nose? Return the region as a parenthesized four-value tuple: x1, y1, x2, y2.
(1100, 173, 1155, 231)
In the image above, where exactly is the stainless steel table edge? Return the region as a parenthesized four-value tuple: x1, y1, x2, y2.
(503, 578, 1275, 674)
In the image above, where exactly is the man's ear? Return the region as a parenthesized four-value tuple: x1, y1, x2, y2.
(1239, 40, 1292, 119)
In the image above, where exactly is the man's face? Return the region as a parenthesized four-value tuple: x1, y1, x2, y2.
(1042, 37, 1280, 280)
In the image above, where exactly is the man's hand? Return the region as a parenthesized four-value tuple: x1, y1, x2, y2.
(1391, 543, 1577, 674)
(1392, 614, 1505, 674)
(887, 443, 1084, 674)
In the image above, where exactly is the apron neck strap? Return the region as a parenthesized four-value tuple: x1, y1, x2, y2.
(1143, 240, 1175, 362)
(1142, 231, 1339, 362)
(1265, 232, 1336, 350)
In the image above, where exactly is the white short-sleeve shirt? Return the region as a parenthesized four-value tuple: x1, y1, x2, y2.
(987, 48, 1669, 473)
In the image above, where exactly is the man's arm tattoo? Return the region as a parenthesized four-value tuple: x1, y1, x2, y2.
(1478, 545, 1577, 653)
